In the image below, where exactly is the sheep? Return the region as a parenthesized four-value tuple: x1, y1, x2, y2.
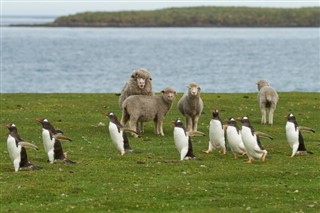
(177, 82, 203, 132)
(118, 68, 154, 109)
(257, 80, 279, 125)
(121, 87, 176, 137)
(118, 68, 154, 133)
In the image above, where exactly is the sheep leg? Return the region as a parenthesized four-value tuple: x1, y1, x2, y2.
(193, 116, 200, 131)
(157, 119, 164, 136)
(186, 116, 193, 132)
(268, 105, 275, 125)
(129, 119, 139, 138)
(260, 105, 267, 125)
(121, 111, 130, 126)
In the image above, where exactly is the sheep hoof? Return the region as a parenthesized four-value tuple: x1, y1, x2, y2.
(202, 150, 211, 154)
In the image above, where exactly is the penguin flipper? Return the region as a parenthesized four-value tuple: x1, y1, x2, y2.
(121, 128, 140, 136)
(187, 130, 205, 137)
(255, 131, 273, 140)
(54, 133, 72, 142)
(18, 141, 39, 151)
(298, 126, 315, 133)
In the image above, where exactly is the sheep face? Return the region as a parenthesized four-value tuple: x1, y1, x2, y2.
(162, 88, 176, 102)
(257, 80, 269, 91)
(131, 68, 152, 89)
(188, 83, 201, 96)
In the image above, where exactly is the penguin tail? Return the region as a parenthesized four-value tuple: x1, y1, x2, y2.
(126, 148, 141, 154)
(30, 165, 43, 170)
(307, 150, 314, 155)
(64, 158, 76, 164)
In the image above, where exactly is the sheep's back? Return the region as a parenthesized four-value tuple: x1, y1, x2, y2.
(123, 95, 161, 116)
(259, 86, 279, 102)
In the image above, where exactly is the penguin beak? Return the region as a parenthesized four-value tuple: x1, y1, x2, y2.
(283, 115, 288, 119)
(171, 120, 176, 125)
(104, 112, 109, 116)
(5, 124, 11, 128)
(35, 118, 43, 123)
(223, 119, 228, 123)
(235, 117, 241, 121)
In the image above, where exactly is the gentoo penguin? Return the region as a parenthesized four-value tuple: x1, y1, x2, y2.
(105, 112, 140, 155)
(36, 118, 75, 164)
(173, 119, 202, 160)
(203, 109, 226, 155)
(237, 116, 270, 163)
(6, 124, 41, 172)
(285, 113, 314, 157)
(225, 118, 247, 159)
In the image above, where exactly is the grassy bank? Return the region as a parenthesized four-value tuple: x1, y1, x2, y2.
(0, 93, 319, 212)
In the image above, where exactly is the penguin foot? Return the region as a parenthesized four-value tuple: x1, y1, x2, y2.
(202, 149, 211, 154)
(262, 153, 267, 162)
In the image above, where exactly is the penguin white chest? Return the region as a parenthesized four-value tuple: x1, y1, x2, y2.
(210, 120, 224, 140)
(108, 122, 124, 151)
(285, 122, 299, 148)
(241, 127, 262, 158)
(42, 129, 54, 153)
(227, 126, 244, 152)
(7, 135, 21, 161)
(173, 128, 188, 153)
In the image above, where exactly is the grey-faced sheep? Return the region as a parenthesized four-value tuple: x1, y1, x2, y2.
(119, 68, 154, 109)
(121, 87, 176, 137)
(257, 80, 279, 125)
(177, 82, 203, 132)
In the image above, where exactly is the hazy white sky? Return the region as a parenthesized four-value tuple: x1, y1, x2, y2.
(2, 0, 320, 16)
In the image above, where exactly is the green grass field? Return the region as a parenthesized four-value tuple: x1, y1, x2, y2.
(1, 93, 319, 212)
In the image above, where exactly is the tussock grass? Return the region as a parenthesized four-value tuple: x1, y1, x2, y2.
(1, 93, 319, 212)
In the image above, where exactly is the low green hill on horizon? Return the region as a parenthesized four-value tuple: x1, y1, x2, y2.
(49, 6, 320, 27)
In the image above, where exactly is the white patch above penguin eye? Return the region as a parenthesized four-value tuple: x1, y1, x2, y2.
(289, 114, 294, 117)
(12, 124, 16, 127)
(230, 118, 235, 121)
(243, 116, 248, 120)
(44, 119, 48, 122)
(109, 112, 114, 116)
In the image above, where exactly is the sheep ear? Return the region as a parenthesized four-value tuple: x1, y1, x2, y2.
(149, 78, 152, 81)
(161, 90, 165, 93)
(198, 87, 201, 90)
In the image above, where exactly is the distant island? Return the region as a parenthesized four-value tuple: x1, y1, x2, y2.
(12, 6, 320, 27)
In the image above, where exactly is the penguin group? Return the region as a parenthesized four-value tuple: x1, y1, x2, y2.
(5, 82, 317, 171)
(5, 118, 75, 172)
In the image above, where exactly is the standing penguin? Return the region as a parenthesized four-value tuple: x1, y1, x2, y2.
(203, 110, 226, 155)
(237, 116, 271, 163)
(173, 119, 202, 160)
(6, 123, 41, 172)
(36, 118, 75, 164)
(105, 112, 140, 155)
(225, 118, 247, 159)
(285, 113, 314, 157)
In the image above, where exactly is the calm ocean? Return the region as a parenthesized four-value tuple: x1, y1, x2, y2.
(1, 16, 319, 93)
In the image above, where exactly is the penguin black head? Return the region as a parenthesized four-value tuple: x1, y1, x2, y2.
(227, 117, 237, 126)
(212, 109, 219, 119)
(172, 119, 184, 128)
(105, 112, 119, 121)
(6, 123, 17, 132)
(285, 113, 296, 122)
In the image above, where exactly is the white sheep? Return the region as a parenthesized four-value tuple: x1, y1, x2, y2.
(119, 68, 154, 109)
(257, 80, 279, 125)
(177, 82, 203, 131)
(121, 87, 176, 137)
